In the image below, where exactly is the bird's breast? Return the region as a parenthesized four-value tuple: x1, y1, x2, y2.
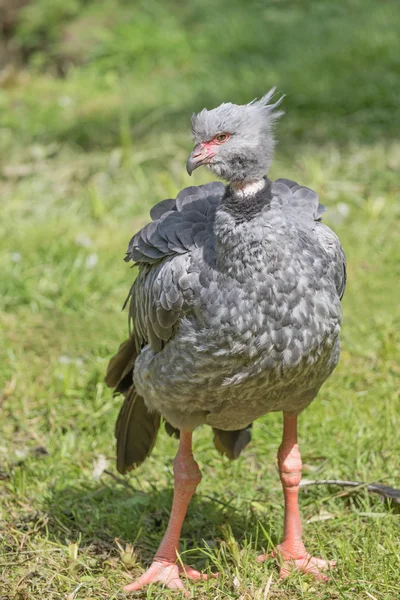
(195, 235, 342, 371)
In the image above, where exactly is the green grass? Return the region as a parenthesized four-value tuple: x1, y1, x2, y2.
(1, 1, 400, 598)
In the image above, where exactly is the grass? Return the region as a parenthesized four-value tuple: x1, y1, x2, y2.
(1, 1, 400, 598)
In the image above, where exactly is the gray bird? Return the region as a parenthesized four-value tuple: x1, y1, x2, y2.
(106, 88, 346, 592)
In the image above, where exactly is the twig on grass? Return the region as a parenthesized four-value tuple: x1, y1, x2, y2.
(300, 479, 400, 504)
(103, 469, 136, 491)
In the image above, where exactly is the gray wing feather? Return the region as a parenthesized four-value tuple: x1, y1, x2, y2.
(315, 224, 347, 300)
(175, 186, 206, 210)
(199, 181, 226, 196)
(273, 178, 345, 299)
(150, 198, 176, 220)
(274, 178, 298, 189)
(273, 178, 323, 222)
(316, 203, 326, 220)
(125, 183, 225, 352)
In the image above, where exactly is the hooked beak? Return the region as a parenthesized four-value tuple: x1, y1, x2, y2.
(186, 143, 215, 176)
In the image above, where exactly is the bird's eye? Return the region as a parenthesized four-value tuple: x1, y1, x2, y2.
(214, 133, 229, 143)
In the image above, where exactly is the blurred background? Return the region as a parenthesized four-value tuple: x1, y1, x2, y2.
(0, 1, 399, 599)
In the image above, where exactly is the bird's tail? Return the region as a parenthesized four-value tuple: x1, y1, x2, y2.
(114, 387, 161, 474)
(105, 337, 161, 474)
(213, 425, 252, 460)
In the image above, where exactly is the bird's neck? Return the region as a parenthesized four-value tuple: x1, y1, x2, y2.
(213, 178, 272, 282)
(230, 179, 266, 198)
(213, 177, 273, 280)
(221, 177, 272, 222)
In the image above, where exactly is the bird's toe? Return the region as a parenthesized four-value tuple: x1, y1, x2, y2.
(279, 555, 333, 581)
(258, 547, 335, 582)
(124, 560, 188, 595)
(179, 563, 218, 580)
(124, 559, 216, 594)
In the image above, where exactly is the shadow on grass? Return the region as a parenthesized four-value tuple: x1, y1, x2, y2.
(44, 478, 270, 569)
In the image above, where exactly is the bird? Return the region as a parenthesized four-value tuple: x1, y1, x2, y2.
(105, 88, 346, 593)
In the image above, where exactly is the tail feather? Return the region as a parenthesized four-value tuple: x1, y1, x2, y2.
(115, 387, 160, 474)
(106, 337, 161, 474)
(165, 421, 180, 438)
(213, 425, 252, 460)
(105, 336, 137, 393)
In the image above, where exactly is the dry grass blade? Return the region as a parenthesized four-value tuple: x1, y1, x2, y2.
(263, 573, 273, 599)
(0, 374, 16, 407)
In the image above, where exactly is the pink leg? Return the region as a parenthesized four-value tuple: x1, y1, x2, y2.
(124, 431, 214, 594)
(258, 413, 335, 581)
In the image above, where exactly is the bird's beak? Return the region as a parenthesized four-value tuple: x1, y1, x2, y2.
(186, 143, 214, 176)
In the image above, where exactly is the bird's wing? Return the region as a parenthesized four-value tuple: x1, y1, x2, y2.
(315, 223, 347, 300)
(272, 178, 346, 300)
(272, 178, 326, 222)
(125, 181, 225, 353)
(105, 181, 225, 473)
(126, 182, 224, 265)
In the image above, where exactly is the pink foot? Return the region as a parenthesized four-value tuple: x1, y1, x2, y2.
(258, 545, 336, 582)
(124, 559, 215, 595)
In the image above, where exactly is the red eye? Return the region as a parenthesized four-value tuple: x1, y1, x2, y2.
(214, 133, 230, 144)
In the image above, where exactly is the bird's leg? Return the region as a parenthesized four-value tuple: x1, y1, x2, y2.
(124, 431, 213, 594)
(258, 412, 335, 581)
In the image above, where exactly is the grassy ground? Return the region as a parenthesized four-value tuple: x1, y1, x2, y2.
(1, 1, 400, 599)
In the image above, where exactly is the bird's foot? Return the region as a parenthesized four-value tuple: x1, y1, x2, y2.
(258, 544, 336, 582)
(124, 559, 216, 595)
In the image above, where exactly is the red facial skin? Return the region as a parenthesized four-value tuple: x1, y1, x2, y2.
(191, 133, 231, 166)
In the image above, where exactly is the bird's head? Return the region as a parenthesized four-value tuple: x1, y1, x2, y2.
(187, 88, 284, 184)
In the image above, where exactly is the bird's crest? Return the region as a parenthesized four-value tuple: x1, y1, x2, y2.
(191, 87, 285, 143)
(248, 87, 285, 120)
